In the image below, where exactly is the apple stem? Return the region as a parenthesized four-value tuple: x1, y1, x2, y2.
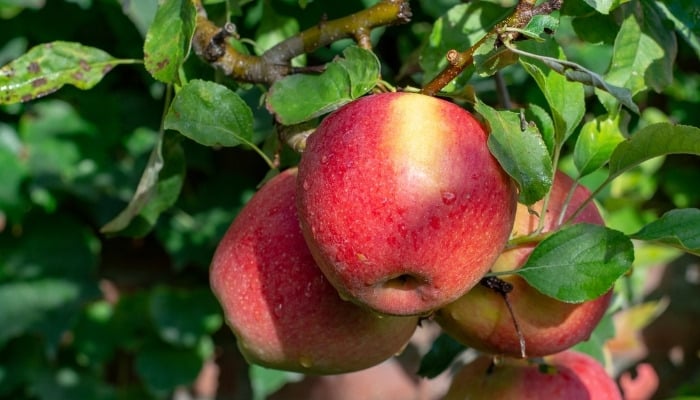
(190, 0, 411, 84)
(480, 277, 528, 358)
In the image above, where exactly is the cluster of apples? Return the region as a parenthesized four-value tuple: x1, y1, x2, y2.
(210, 92, 622, 397)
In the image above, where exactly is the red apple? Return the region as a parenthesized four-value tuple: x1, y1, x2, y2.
(443, 350, 623, 400)
(296, 92, 517, 316)
(210, 168, 418, 374)
(435, 171, 612, 357)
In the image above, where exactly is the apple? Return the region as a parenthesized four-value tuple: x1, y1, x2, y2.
(296, 92, 517, 316)
(443, 350, 623, 400)
(210, 168, 418, 374)
(434, 171, 612, 357)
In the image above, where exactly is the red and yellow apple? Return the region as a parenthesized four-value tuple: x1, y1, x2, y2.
(435, 171, 612, 357)
(210, 168, 418, 374)
(296, 92, 517, 316)
(443, 350, 623, 399)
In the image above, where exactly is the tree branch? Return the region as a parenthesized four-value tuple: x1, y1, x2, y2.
(191, 0, 411, 85)
(420, 0, 563, 96)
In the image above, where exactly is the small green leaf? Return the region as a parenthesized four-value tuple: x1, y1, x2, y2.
(607, 123, 700, 180)
(416, 333, 466, 379)
(165, 79, 255, 146)
(149, 286, 223, 348)
(143, 0, 196, 84)
(266, 62, 350, 125)
(101, 131, 185, 237)
(518, 39, 585, 143)
(336, 46, 381, 99)
(524, 103, 555, 156)
(476, 99, 553, 205)
(0, 41, 136, 105)
(574, 114, 625, 177)
(517, 224, 634, 303)
(521, 14, 560, 40)
(631, 208, 700, 255)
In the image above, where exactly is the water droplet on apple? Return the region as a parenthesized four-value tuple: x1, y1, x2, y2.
(274, 303, 283, 317)
(299, 355, 314, 368)
(321, 155, 329, 164)
(441, 191, 457, 205)
(302, 179, 310, 190)
(304, 282, 313, 298)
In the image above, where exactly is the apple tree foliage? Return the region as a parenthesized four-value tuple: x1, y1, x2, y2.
(1, 0, 699, 398)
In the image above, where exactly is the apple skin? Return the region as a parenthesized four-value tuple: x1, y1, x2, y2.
(210, 168, 418, 374)
(297, 92, 517, 316)
(435, 171, 612, 357)
(443, 350, 623, 400)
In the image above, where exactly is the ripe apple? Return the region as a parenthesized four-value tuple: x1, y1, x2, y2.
(296, 92, 517, 316)
(210, 168, 418, 374)
(435, 171, 612, 357)
(443, 350, 623, 400)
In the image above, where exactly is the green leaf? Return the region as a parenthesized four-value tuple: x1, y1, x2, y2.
(420, 2, 511, 91)
(603, 1, 676, 98)
(249, 365, 302, 400)
(476, 99, 553, 205)
(149, 286, 223, 348)
(631, 208, 700, 255)
(336, 46, 381, 99)
(265, 46, 380, 125)
(121, 0, 159, 38)
(0, 41, 136, 105)
(101, 131, 185, 237)
(522, 14, 560, 40)
(416, 333, 466, 379)
(165, 79, 256, 147)
(524, 103, 555, 156)
(143, 0, 196, 84)
(266, 62, 351, 125)
(518, 39, 585, 143)
(517, 224, 634, 303)
(607, 123, 700, 180)
(573, 114, 625, 177)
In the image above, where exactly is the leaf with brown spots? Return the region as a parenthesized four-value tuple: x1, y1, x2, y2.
(0, 41, 139, 105)
(143, 0, 196, 84)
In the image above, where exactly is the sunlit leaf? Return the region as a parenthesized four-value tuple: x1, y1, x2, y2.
(0, 41, 136, 104)
(517, 224, 634, 303)
(143, 0, 196, 84)
(607, 123, 700, 180)
(165, 79, 254, 147)
(631, 208, 700, 255)
(476, 99, 553, 205)
(518, 39, 585, 143)
(602, 0, 676, 105)
(574, 114, 625, 177)
(266, 46, 380, 126)
(581, 0, 632, 14)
